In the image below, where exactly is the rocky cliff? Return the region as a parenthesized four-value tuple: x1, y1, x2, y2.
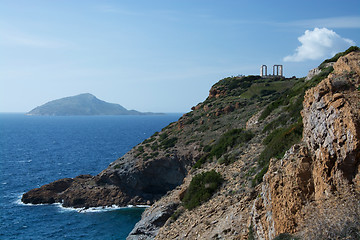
(22, 47, 360, 240)
(253, 50, 360, 239)
(129, 48, 360, 240)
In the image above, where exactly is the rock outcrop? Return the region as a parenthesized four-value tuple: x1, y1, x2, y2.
(253, 51, 360, 239)
(22, 47, 360, 240)
(129, 49, 360, 240)
(22, 150, 196, 208)
(305, 62, 334, 81)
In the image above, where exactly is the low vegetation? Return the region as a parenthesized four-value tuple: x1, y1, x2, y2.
(273, 233, 298, 240)
(182, 170, 223, 210)
(251, 48, 351, 185)
(298, 196, 360, 240)
(194, 129, 254, 168)
(319, 45, 359, 69)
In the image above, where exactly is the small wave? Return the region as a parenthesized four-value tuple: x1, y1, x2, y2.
(57, 204, 149, 213)
(16, 160, 32, 163)
(14, 193, 149, 213)
(14, 193, 57, 206)
(131, 205, 150, 208)
(15, 198, 56, 207)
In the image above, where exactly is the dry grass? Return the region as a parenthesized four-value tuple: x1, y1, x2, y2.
(298, 195, 360, 240)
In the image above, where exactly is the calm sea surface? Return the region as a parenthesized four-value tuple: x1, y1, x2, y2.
(0, 113, 182, 240)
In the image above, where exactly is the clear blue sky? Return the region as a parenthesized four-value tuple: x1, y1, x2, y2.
(1, 0, 359, 113)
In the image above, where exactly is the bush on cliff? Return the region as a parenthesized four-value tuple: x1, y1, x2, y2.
(273, 233, 299, 240)
(182, 170, 223, 210)
(193, 129, 254, 168)
(319, 45, 360, 69)
(253, 120, 303, 186)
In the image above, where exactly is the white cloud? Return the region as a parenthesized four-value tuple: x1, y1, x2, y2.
(283, 28, 355, 62)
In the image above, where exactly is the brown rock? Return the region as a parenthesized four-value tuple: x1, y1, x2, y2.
(254, 51, 360, 239)
(224, 105, 235, 114)
(22, 178, 74, 204)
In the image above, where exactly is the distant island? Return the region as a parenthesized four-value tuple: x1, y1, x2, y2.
(27, 93, 161, 116)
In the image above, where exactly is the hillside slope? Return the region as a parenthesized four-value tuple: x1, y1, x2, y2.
(22, 47, 360, 240)
(129, 47, 360, 240)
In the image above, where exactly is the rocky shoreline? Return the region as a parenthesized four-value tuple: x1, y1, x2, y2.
(23, 48, 360, 239)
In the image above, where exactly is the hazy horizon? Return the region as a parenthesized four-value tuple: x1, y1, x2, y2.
(1, 0, 359, 113)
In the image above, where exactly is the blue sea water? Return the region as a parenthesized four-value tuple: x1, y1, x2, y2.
(0, 113, 182, 240)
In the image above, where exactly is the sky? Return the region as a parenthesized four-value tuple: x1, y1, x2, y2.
(1, 0, 359, 113)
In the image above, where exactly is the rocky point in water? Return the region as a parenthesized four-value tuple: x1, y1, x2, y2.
(23, 46, 360, 240)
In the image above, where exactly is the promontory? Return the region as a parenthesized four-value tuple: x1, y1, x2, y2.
(22, 47, 360, 239)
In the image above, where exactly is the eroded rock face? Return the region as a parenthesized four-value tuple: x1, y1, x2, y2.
(127, 191, 182, 240)
(22, 149, 195, 208)
(253, 144, 314, 239)
(305, 62, 334, 81)
(302, 51, 360, 198)
(254, 51, 360, 239)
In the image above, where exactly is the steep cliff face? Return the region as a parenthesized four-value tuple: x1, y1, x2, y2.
(254, 51, 360, 239)
(129, 49, 360, 240)
(22, 48, 360, 240)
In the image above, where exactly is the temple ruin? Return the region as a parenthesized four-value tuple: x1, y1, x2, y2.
(260, 64, 283, 78)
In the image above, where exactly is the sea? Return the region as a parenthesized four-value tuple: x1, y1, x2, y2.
(0, 113, 182, 240)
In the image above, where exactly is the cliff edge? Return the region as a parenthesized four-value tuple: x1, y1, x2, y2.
(22, 47, 360, 240)
(129, 48, 360, 240)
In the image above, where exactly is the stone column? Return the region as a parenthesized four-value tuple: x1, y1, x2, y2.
(260, 65, 267, 77)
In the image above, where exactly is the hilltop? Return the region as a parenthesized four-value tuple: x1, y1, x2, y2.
(22, 46, 360, 239)
(27, 93, 159, 116)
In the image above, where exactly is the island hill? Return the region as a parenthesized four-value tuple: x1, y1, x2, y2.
(27, 93, 160, 116)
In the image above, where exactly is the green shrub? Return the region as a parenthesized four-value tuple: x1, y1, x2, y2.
(248, 225, 255, 240)
(274, 233, 298, 240)
(159, 132, 168, 141)
(262, 114, 289, 133)
(252, 163, 269, 187)
(310, 66, 333, 84)
(182, 170, 223, 210)
(150, 152, 159, 158)
(193, 129, 254, 168)
(260, 89, 276, 96)
(210, 129, 254, 159)
(193, 156, 207, 168)
(203, 145, 212, 153)
(142, 136, 156, 144)
(161, 137, 178, 149)
(259, 97, 285, 120)
(319, 46, 360, 69)
(259, 121, 303, 167)
(254, 121, 303, 186)
(151, 143, 158, 151)
(170, 208, 184, 222)
(137, 146, 144, 153)
(218, 154, 236, 165)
